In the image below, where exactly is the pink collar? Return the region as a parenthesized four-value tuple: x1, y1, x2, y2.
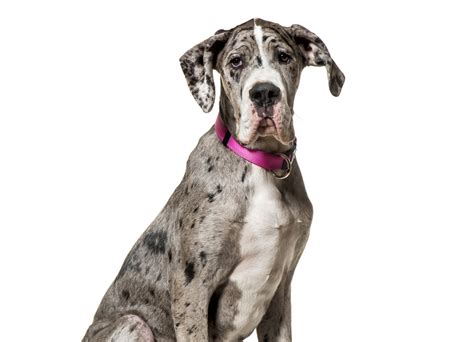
(214, 114, 296, 179)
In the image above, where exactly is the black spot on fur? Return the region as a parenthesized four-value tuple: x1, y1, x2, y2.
(168, 250, 172, 262)
(187, 325, 196, 334)
(256, 56, 262, 67)
(121, 289, 130, 300)
(205, 156, 214, 172)
(199, 251, 207, 266)
(184, 262, 195, 284)
(149, 288, 155, 297)
(190, 221, 195, 229)
(179, 218, 183, 229)
(207, 184, 223, 203)
(185, 302, 190, 307)
(241, 165, 248, 182)
(316, 58, 325, 66)
(263, 334, 269, 342)
(188, 73, 199, 86)
(193, 206, 199, 213)
(129, 322, 138, 333)
(207, 193, 215, 202)
(231, 69, 241, 83)
(143, 230, 167, 255)
(175, 322, 180, 327)
(156, 273, 162, 282)
(199, 215, 205, 223)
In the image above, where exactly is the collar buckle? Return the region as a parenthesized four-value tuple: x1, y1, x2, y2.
(271, 151, 295, 180)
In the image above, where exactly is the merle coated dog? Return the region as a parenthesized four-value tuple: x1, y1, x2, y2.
(83, 18, 344, 342)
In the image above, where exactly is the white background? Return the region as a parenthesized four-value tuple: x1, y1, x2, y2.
(1, 1, 473, 341)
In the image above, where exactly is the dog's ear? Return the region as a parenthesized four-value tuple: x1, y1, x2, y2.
(179, 30, 231, 112)
(288, 24, 345, 97)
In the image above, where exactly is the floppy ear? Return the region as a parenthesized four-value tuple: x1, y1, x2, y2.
(289, 24, 345, 97)
(179, 30, 231, 112)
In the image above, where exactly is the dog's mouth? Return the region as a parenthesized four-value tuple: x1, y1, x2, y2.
(238, 101, 295, 147)
(237, 99, 295, 148)
(257, 117, 277, 136)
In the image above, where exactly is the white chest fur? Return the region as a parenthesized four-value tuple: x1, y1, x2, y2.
(227, 165, 299, 339)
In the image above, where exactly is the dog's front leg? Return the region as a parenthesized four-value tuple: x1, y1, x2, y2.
(256, 276, 292, 342)
(170, 269, 210, 342)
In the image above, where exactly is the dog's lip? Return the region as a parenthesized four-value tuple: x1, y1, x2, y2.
(257, 117, 277, 135)
(258, 117, 275, 127)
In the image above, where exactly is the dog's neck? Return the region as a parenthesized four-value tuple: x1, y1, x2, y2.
(218, 86, 294, 154)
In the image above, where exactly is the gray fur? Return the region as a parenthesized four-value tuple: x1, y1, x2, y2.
(179, 30, 231, 113)
(288, 24, 345, 96)
(83, 18, 344, 342)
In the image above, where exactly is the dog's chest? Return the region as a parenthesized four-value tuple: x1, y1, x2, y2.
(227, 165, 300, 337)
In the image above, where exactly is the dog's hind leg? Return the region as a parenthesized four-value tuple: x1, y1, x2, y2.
(82, 314, 155, 342)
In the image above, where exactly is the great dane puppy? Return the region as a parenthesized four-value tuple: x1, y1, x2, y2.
(83, 18, 344, 342)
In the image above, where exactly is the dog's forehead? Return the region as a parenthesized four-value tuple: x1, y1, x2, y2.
(254, 18, 293, 40)
(225, 18, 293, 50)
(229, 29, 254, 46)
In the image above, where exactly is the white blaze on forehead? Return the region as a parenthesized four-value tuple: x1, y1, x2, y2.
(253, 24, 269, 66)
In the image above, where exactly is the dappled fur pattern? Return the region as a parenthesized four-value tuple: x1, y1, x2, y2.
(83, 18, 344, 342)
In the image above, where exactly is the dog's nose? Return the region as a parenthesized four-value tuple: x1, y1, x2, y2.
(249, 82, 281, 108)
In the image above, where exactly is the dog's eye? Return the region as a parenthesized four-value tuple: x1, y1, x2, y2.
(278, 52, 292, 64)
(230, 57, 243, 69)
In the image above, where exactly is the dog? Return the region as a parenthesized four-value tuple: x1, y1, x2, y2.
(83, 18, 344, 342)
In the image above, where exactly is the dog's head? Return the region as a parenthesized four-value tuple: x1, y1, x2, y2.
(180, 18, 344, 150)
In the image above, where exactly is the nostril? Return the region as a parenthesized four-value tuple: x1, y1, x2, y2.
(250, 90, 263, 102)
(268, 88, 280, 100)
